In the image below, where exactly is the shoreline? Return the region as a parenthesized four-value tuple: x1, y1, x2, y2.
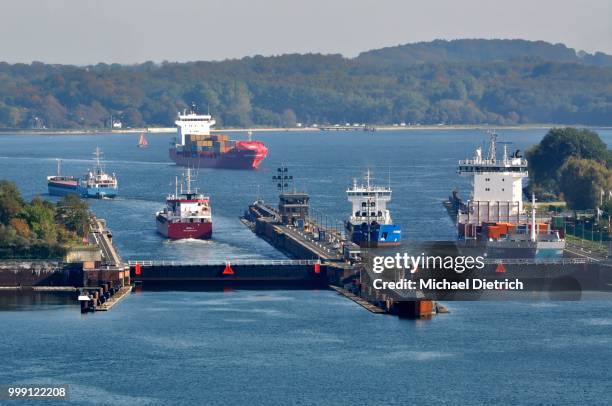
(0, 124, 610, 136)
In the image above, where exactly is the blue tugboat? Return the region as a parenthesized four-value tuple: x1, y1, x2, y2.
(79, 147, 118, 198)
(345, 170, 401, 247)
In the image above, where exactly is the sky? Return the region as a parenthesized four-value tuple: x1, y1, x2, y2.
(0, 0, 611, 65)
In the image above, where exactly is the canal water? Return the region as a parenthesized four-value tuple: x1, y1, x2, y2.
(1, 129, 612, 404)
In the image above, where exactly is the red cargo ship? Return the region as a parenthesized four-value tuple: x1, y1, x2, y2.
(155, 169, 212, 239)
(170, 110, 268, 170)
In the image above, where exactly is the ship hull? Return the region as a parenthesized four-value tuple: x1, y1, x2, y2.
(80, 186, 118, 199)
(346, 223, 402, 248)
(48, 181, 80, 196)
(170, 142, 267, 170)
(156, 216, 212, 239)
(456, 239, 565, 259)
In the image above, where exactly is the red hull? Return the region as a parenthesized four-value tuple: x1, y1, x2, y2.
(156, 217, 212, 239)
(170, 141, 268, 170)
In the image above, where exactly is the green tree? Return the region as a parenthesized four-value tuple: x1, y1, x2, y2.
(56, 195, 90, 237)
(0, 180, 24, 225)
(559, 157, 612, 210)
(222, 82, 252, 127)
(281, 109, 297, 127)
(527, 127, 609, 194)
(0, 181, 88, 258)
(20, 198, 57, 244)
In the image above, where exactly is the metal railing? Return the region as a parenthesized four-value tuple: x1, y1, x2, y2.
(127, 259, 321, 267)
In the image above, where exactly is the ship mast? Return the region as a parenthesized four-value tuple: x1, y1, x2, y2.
(531, 193, 537, 242)
(93, 147, 103, 173)
(56, 159, 62, 176)
(185, 168, 192, 194)
(487, 130, 497, 162)
(365, 169, 372, 248)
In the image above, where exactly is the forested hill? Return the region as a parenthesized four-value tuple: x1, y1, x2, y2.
(0, 39, 611, 129)
(357, 39, 612, 67)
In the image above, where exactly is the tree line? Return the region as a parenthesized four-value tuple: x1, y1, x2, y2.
(0, 181, 90, 258)
(0, 40, 610, 129)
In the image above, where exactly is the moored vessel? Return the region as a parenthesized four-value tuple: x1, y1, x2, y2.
(156, 168, 212, 239)
(169, 109, 268, 170)
(345, 170, 401, 247)
(445, 131, 564, 258)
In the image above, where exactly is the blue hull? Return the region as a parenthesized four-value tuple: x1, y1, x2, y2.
(81, 186, 118, 199)
(346, 222, 401, 247)
(48, 183, 117, 199)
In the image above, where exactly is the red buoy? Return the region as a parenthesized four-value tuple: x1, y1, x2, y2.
(495, 263, 506, 273)
(314, 262, 321, 274)
(223, 262, 234, 275)
(134, 263, 142, 275)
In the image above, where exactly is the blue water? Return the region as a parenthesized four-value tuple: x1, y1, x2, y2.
(2, 292, 612, 405)
(1, 128, 612, 405)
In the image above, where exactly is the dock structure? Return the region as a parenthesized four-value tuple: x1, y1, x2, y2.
(238, 167, 439, 318)
(90, 217, 123, 268)
(244, 168, 359, 263)
(243, 199, 353, 262)
(78, 216, 131, 312)
(83, 216, 130, 286)
(128, 259, 332, 287)
(329, 285, 385, 314)
(0, 215, 132, 313)
(358, 265, 437, 318)
(96, 286, 133, 311)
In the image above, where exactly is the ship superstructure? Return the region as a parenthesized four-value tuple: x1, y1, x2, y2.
(155, 168, 212, 240)
(345, 170, 401, 247)
(79, 147, 118, 198)
(169, 109, 268, 170)
(445, 131, 564, 258)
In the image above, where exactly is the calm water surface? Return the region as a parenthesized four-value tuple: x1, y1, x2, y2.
(1, 129, 611, 405)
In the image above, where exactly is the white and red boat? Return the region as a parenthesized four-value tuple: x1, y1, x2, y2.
(170, 109, 268, 169)
(155, 168, 212, 239)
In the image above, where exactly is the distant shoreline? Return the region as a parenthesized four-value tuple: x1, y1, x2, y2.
(0, 124, 610, 136)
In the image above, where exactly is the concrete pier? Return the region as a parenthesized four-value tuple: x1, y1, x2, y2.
(96, 286, 133, 311)
(241, 198, 438, 318)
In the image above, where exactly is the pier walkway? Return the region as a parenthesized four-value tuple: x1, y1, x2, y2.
(97, 286, 133, 311)
(90, 218, 123, 267)
(278, 224, 342, 261)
